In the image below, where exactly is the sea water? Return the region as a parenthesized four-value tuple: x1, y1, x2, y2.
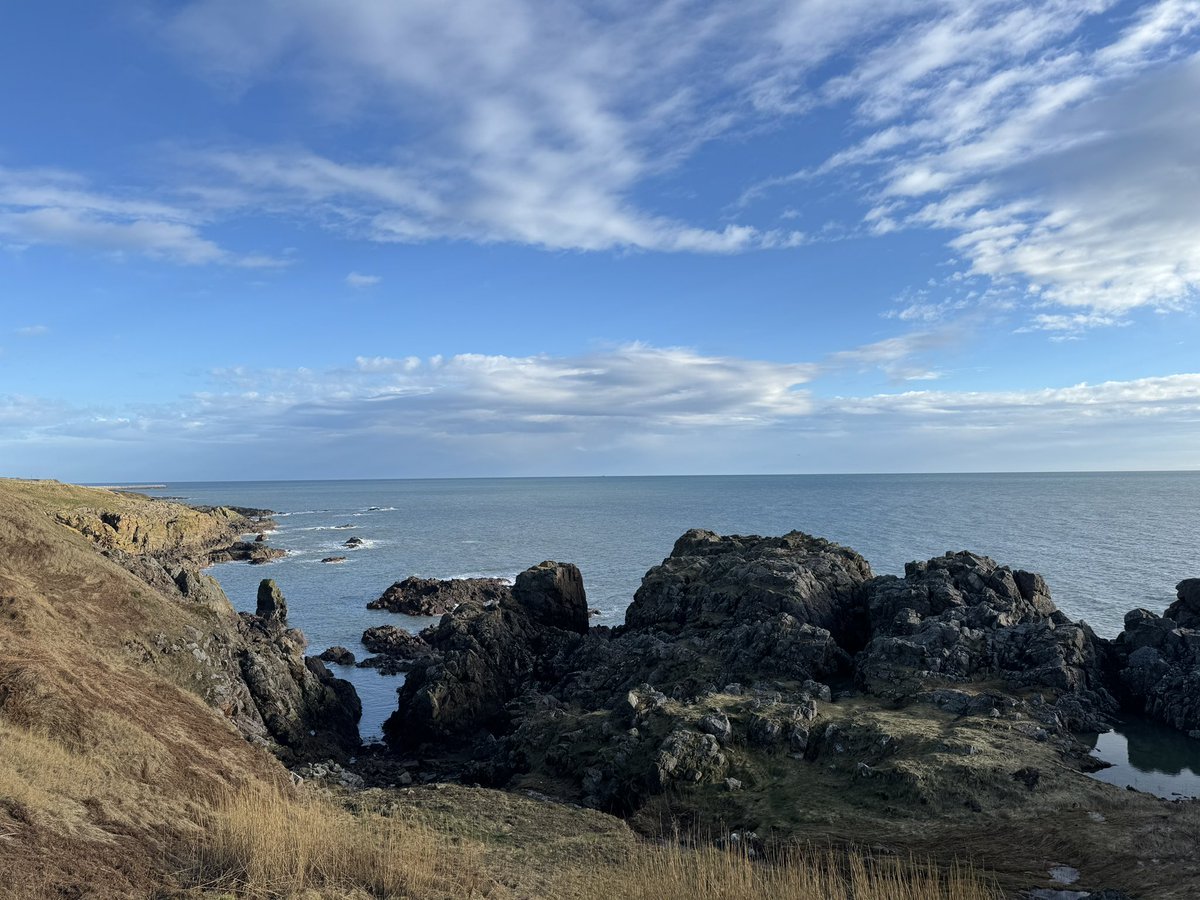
(137, 473, 1200, 792)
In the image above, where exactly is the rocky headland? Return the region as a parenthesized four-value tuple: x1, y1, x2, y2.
(368, 529, 1200, 895)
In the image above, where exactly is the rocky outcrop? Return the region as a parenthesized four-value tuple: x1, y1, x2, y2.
(233, 579, 361, 759)
(380, 529, 1200, 817)
(627, 530, 871, 645)
(856, 551, 1116, 731)
(359, 624, 436, 673)
(368, 575, 511, 616)
(1164, 578, 1200, 629)
(383, 562, 587, 749)
(1112, 582, 1200, 737)
(208, 541, 287, 565)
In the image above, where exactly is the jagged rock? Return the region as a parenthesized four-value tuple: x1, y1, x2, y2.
(856, 551, 1115, 731)
(319, 646, 356, 666)
(322, 556, 347, 564)
(1165, 578, 1200, 629)
(383, 565, 586, 750)
(627, 529, 872, 645)
(236, 580, 361, 759)
(344, 536, 365, 548)
(367, 575, 511, 616)
(1112, 606, 1200, 734)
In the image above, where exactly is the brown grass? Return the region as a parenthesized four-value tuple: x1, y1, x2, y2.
(188, 786, 486, 898)
(576, 841, 1001, 900)
(186, 785, 1000, 900)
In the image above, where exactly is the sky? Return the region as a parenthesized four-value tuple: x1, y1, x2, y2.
(2, 0, 1200, 480)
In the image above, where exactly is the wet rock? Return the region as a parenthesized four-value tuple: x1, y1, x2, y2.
(321, 556, 347, 564)
(319, 646, 356, 666)
(344, 536, 365, 548)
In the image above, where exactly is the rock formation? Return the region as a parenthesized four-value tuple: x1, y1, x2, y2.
(368, 575, 512, 616)
(378, 529, 1200, 818)
(1111, 578, 1200, 737)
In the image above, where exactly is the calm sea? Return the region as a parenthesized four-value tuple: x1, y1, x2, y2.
(138, 473, 1200, 742)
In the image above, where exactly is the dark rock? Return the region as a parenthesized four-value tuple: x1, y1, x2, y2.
(855, 551, 1115, 731)
(1112, 604, 1200, 734)
(512, 561, 589, 634)
(256, 579, 288, 624)
(237, 581, 360, 759)
(344, 536, 365, 548)
(208, 541, 287, 565)
(1165, 578, 1200, 629)
(319, 646, 356, 666)
(361, 624, 434, 659)
(383, 563, 588, 751)
(367, 576, 511, 616)
(322, 556, 348, 564)
(626, 529, 871, 647)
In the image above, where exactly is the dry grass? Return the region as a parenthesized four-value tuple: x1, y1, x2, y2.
(188, 786, 486, 899)
(578, 841, 1001, 900)
(188, 785, 999, 900)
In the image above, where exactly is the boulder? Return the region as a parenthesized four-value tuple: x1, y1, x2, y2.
(512, 561, 589, 633)
(319, 646, 356, 666)
(361, 624, 434, 659)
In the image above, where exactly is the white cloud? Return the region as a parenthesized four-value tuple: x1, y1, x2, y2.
(345, 272, 381, 288)
(793, 1, 1200, 322)
(7, 349, 1200, 476)
(0, 166, 286, 267)
(15, 325, 49, 337)
(160, 1, 909, 253)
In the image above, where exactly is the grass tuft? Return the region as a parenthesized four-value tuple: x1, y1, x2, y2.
(188, 786, 485, 898)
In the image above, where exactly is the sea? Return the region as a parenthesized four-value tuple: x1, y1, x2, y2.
(136, 473, 1200, 797)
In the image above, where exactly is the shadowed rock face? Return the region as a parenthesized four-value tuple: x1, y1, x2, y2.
(235, 579, 362, 760)
(1113, 589, 1200, 737)
(626, 529, 872, 646)
(383, 561, 587, 750)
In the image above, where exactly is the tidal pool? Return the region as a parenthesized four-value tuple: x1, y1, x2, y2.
(1084, 717, 1200, 799)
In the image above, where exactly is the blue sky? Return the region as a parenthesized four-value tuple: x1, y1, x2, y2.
(2, 0, 1200, 480)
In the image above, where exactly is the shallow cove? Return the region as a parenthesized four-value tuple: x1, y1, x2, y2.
(1084, 717, 1200, 799)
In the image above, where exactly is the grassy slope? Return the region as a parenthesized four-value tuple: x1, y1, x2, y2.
(0, 480, 284, 896)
